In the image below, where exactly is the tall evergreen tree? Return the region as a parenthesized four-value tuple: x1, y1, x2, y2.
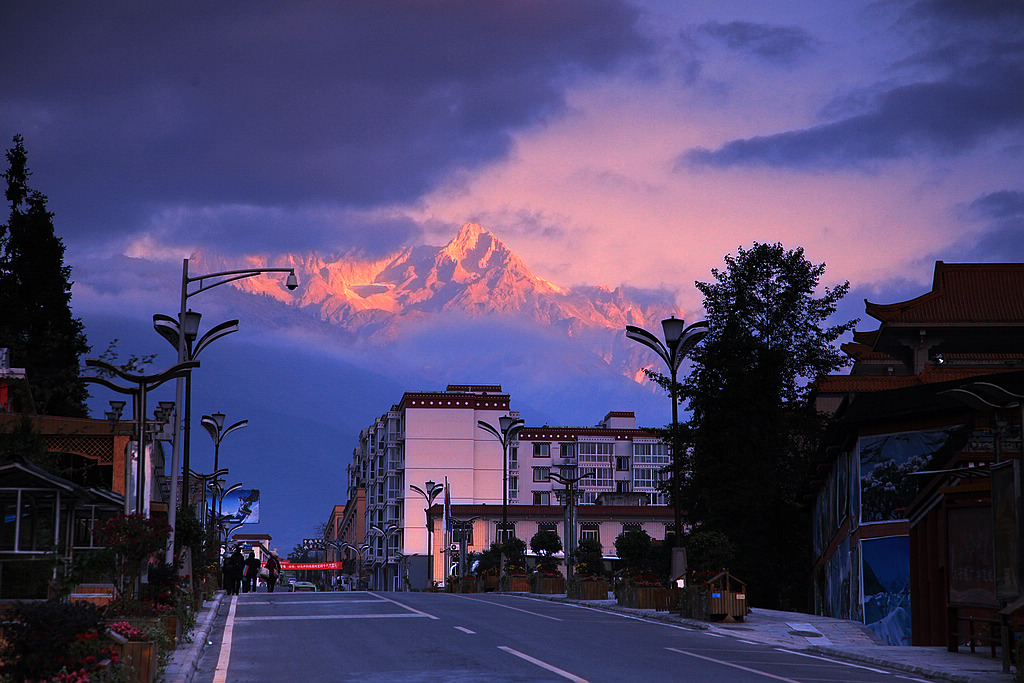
(681, 243, 855, 609)
(0, 135, 89, 417)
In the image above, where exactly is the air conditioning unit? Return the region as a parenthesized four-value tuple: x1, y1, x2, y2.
(449, 543, 459, 552)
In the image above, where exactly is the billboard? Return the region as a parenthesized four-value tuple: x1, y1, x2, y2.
(219, 488, 260, 524)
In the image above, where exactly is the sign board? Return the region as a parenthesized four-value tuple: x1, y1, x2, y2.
(220, 489, 260, 524)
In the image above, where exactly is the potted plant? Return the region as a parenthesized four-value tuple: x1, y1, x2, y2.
(567, 538, 609, 599)
(529, 530, 565, 594)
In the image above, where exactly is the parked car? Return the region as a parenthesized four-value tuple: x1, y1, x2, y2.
(290, 580, 316, 592)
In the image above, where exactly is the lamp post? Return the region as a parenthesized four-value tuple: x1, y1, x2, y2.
(626, 316, 708, 549)
(201, 412, 248, 479)
(409, 480, 444, 589)
(153, 313, 238, 512)
(478, 416, 524, 580)
(341, 542, 371, 590)
(165, 257, 297, 566)
(550, 467, 594, 583)
(370, 523, 399, 590)
(84, 359, 198, 514)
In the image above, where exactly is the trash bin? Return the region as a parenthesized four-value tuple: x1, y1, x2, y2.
(703, 570, 747, 622)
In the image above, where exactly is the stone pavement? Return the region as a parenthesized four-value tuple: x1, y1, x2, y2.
(536, 595, 1016, 683)
(161, 590, 1015, 683)
(164, 591, 226, 683)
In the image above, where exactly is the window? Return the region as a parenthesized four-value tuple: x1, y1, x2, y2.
(559, 442, 576, 459)
(453, 524, 473, 545)
(508, 446, 518, 470)
(496, 522, 515, 542)
(580, 523, 600, 542)
(508, 474, 519, 502)
(578, 442, 614, 463)
(633, 442, 671, 464)
(632, 468, 659, 489)
(533, 491, 551, 505)
(580, 466, 612, 488)
(622, 522, 642, 534)
(533, 467, 550, 482)
(616, 481, 631, 493)
(533, 442, 550, 458)
(616, 456, 629, 471)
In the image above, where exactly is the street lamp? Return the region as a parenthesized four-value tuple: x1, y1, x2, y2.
(153, 312, 238, 511)
(164, 257, 298, 566)
(625, 316, 708, 549)
(83, 358, 198, 514)
(409, 480, 444, 589)
(341, 542, 371, 590)
(549, 467, 594, 583)
(478, 415, 524, 580)
(201, 412, 248, 477)
(370, 523, 399, 590)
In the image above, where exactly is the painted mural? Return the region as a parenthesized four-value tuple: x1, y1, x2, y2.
(862, 536, 912, 645)
(859, 428, 958, 522)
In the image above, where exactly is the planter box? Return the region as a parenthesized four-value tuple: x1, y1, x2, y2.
(531, 576, 565, 594)
(618, 585, 670, 610)
(479, 575, 499, 592)
(504, 576, 530, 592)
(571, 579, 610, 600)
(457, 579, 476, 593)
(115, 640, 155, 683)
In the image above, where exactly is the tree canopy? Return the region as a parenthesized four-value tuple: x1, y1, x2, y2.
(681, 242, 855, 609)
(0, 135, 89, 417)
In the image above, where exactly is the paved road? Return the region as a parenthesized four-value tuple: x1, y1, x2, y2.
(194, 591, 938, 682)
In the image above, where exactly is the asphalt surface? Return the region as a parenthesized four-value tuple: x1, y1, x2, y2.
(166, 590, 1015, 683)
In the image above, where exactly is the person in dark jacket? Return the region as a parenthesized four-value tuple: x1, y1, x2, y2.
(266, 551, 282, 593)
(224, 547, 245, 595)
(242, 551, 261, 593)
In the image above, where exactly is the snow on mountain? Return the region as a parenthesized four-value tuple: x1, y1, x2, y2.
(200, 223, 681, 343)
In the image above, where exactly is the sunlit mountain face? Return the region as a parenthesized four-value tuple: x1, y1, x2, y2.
(186, 223, 689, 427)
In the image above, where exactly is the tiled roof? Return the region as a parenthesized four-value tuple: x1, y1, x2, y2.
(864, 262, 1024, 324)
(816, 366, 1021, 394)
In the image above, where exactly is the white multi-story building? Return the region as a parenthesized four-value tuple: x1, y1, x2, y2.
(345, 384, 670, 589)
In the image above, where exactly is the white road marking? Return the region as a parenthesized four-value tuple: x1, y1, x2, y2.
(368, 591, 440, 619)
(236, 612, 431, 621)
(498, 646, 589, 682)
(454, 626, 476, 634)
(212, 595, 237, 683)
(454, 594, 563, 621)
(667, 647, 802, 682)
(774, 648, 891, 674)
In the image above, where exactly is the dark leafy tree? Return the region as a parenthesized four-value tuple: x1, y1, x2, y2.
(0, 135, 89, 417)
(685, 529, 736, 574)
(614, 529, 653, 576)
(529, 529, 562, 572)
(570, 537, 605, 577)
(681, 242, 855, 609)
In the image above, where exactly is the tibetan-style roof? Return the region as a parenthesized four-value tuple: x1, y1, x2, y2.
(816, 365, 1022, 395)
(864, 262, 1024, 325)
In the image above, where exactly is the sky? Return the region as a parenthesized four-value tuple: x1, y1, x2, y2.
(3, 0, 1023, 551)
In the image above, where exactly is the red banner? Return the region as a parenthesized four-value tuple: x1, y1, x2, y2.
(278, 561, 344, 571)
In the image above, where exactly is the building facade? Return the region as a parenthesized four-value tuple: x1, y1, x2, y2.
(344, 384, 672, 589)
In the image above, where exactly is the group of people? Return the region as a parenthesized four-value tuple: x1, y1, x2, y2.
(222, 546, 282, 595)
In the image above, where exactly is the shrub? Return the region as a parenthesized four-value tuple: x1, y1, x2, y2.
(530, 530, 562, 572)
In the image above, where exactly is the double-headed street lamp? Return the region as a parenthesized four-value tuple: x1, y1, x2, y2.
(549, 467, 594, 583)
(164, 258, 297, 565)
(626, 316, 709, 550)
(83, 358, 198, 514)
(201, 412, 248, 478)
(478, 415, 524, 578)
(341, 542, 372, 590)
(409, 480, 444, 588)
(370, 523, 399, 590)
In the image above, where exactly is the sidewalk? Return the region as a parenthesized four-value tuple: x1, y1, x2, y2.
(538, 595, 1015, 683)
(164, 591, 226, 683)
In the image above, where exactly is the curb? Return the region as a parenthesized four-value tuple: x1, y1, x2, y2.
(165, 591, 226, 683)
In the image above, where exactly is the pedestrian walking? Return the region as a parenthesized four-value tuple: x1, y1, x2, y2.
(266, 551, 282, 593)
(224, 547, 245, 595)
(242, 551, 260, 593)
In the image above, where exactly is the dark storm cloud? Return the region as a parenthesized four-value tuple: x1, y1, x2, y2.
(678, 1, 1024, 171)
(0, 1, 650, 251)
(947, 189, 1024, 262)
(698, 21, 818, 65)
